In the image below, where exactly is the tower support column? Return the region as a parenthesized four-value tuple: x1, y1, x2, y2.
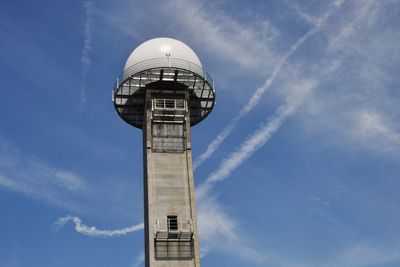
(143, 89, 201, 267)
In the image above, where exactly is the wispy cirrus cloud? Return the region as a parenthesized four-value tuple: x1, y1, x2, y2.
(161, 0, 280, 70)
(341, 243, 400, 267)
(195, 0, 400, 205)
(193, 1, 345, 170)
(299, 0, 400, 154)
(53, 215, 143, 237)
(0, 138, 87, 211)
(197, 197, 273, 265)
(0, 169, 85, 195)
(283, 0, 319, 26)
(197, 78, 316, 199)
(131, 250, 145, 267)
(350, 109, 400, 151)
(308, 196, 331, 207)
(102, 0, 280, 72)
(0, 134, 145, 221)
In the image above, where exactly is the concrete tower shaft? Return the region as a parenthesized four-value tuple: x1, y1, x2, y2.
(143, 89, 200, 267)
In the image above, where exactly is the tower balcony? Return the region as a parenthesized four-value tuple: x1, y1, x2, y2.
(154, 218, 194, 241)
(113, 57, 215, 129)
(151, 98, 187, 124)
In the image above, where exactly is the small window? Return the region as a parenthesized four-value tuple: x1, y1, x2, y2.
(167, 216, 178, 231)
(165, 99, 175, 109)
(155, 99, 164, 109)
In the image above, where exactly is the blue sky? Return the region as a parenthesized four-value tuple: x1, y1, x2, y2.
(1, 0, 400, 266)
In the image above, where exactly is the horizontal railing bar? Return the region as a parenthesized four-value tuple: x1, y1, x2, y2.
(115, 57, 214, 90)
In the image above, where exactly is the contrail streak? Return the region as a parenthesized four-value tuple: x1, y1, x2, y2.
(196, 80, 315, 199)
(80, 0, 94, 104)
(193, 5, 340, 170)
(52, 216, 144, 237)
(196, 48, 345, 199)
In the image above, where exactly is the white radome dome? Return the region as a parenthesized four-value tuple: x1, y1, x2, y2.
(124, 37, 203, 71)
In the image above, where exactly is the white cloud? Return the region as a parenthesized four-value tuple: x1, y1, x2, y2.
(194, 78, 323, 265)
(284, 0, 319, 25)
(0, 175, 19, 189)
(102, 0, 279, 72)
(194, 1, 345, 170)
(352, 110, 400, 148)
(0, 140, 87, 211)
(308, 196, 331, 207)
(54, 170, 86, 192)
(299, 0, 400, 154)
(0, 157, 86, 193)
(197, 79, 315, 199)
(197, 197, 272, 265)
(198, 1, 399, 263)
(52, 215, 143, 237)
(198, 195, 400, 266)
(161, 0, 280, 70)
(193, 119, 237, 170)
(337, 243, 400, 267)
(198, 197, 236, 245)
(334, 0, 347, 8)
(327, 1, 376, 53)
(131, 250, 144, 267)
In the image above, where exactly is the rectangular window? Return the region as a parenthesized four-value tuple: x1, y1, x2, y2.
(165, 99, 175, 109)
(167, 216, 178, 231)
(152, 123, 186, 153)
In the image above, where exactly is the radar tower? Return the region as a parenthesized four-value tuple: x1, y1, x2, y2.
(113, 37, 215, 267)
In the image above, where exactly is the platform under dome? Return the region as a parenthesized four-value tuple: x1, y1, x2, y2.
(113, 37, 215, 128)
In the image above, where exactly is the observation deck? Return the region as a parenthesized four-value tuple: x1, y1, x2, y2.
(154, 218, 194, 241)
(112, 57, 215, 128)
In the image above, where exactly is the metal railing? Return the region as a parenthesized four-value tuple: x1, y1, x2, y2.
(115, 57, 214, 89)
(154, 218, 194, 234)
(152, 98, 187, 112)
